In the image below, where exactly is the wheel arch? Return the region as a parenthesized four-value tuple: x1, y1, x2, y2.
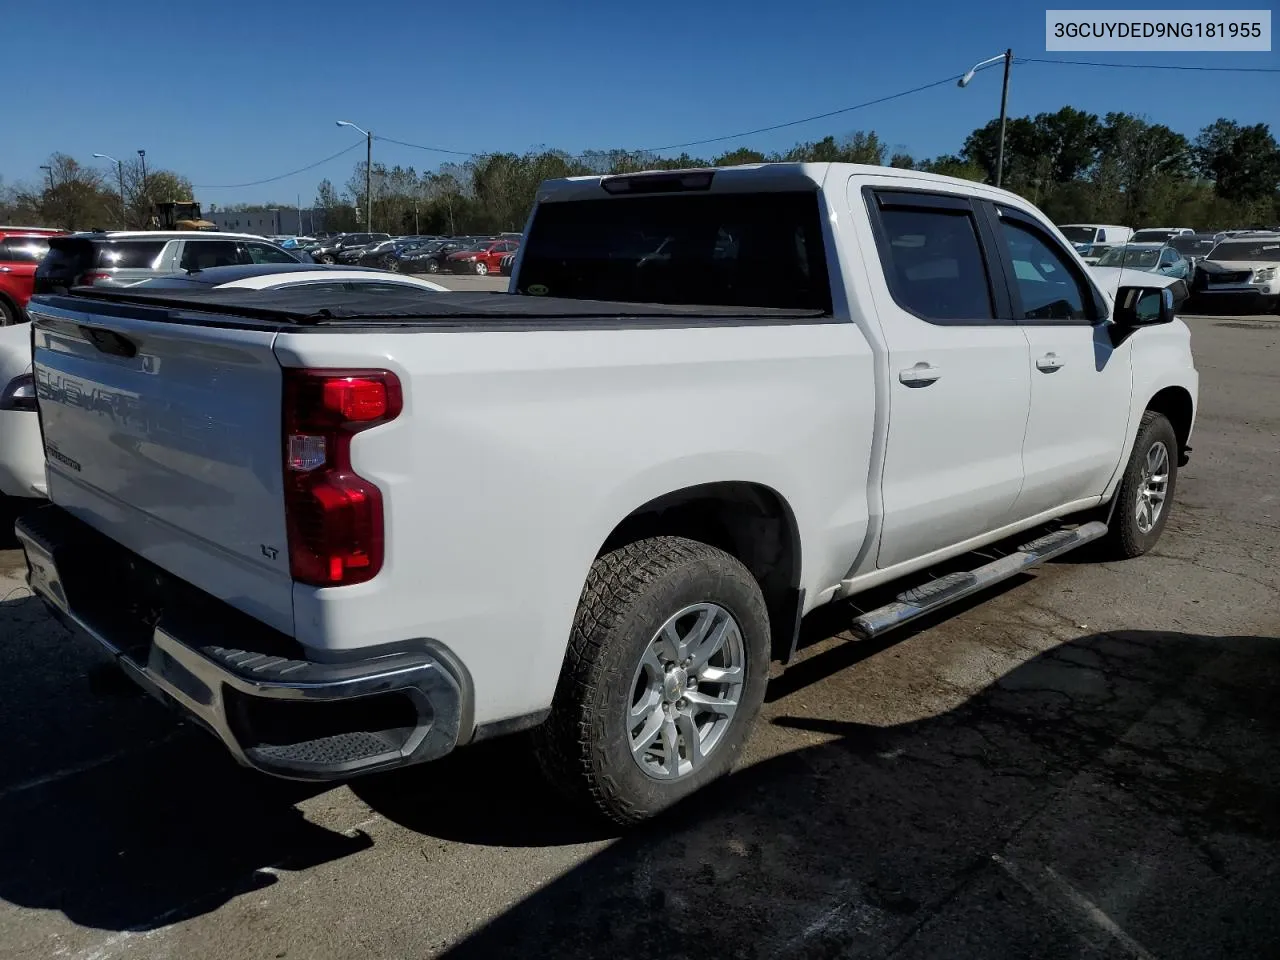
(597, 481, 803, 664)
(1145, 385, 1195, 462)
(0, 290, 21, 324)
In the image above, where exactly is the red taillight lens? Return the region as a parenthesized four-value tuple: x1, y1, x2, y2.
(76, 272, 111, 286)
(282, 369, 403, 587)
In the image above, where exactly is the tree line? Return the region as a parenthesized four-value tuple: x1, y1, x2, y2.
(0, 154, 195, 231)
(5, 109, 1278, 235)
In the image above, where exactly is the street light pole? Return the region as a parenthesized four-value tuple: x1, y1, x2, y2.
(958, 49, 1013, 188)
(93, 154, 126, 228)
(137, 149, 148, 223)
(336, 121, 373, 230)
(39, 165, 53, 192)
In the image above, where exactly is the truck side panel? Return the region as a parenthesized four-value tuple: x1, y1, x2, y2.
(273, 321, 875, 726)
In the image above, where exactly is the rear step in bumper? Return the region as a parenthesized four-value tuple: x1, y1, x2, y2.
(849, 521, 1108, 640)
(15, 506, 466, 781)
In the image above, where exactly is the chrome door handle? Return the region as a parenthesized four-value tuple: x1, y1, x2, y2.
(899, 363, 941, 386)
(1036, 353, 1064, 372)
(0, 266, 11, 273)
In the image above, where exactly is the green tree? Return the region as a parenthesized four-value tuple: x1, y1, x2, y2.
(314, 178, 357, 231)
(713, 147, 767, 166)
(33, 154, 118, 230)
(919, 154, 986, 181)
(1032, 106, 1103, 182)
(1194, 120, 1280, 204)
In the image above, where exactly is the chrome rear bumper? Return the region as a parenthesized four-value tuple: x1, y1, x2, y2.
(16, 505, 469, 781)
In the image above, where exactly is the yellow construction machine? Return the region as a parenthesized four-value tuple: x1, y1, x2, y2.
(149, 201, 217, 231)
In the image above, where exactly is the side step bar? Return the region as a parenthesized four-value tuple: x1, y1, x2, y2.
(849, 521, 1108, 641)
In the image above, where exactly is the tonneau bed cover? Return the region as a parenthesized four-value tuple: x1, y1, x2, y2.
(30, 287, 828, 327)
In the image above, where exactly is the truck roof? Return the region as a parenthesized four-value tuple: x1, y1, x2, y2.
(536, 162, 1029, 205)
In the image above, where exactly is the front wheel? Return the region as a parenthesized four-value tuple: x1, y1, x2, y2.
(534, 536, 770, 825)
(0, 299, 16, 326)
(474, 261, 489, 276)
(318, 254, 335, 264)
(1099, 410, 1179, 559)
(383, 257, 400, 272)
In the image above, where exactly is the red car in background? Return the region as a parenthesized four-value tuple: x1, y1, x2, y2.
(0, 227, 64, 325)
(444, 238, 520, 276)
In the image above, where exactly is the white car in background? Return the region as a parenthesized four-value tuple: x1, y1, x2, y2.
(0, 265, 448, 501)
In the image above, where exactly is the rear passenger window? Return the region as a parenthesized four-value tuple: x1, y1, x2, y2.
(96, 241, 166, 269)
(0, 238, 50, 263)
(180, 241, 244, 271)
(875, 207, 995, 322)
(242, 242, 297, 264)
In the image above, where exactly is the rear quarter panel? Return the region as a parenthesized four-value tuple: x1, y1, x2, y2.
(273, 321, 875, 725)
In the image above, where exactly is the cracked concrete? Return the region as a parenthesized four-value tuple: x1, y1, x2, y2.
(0, 314, 1277, 960)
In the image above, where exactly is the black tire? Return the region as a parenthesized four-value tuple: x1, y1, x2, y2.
(534, 536, 770, 825)
(425, 259, 439, 274)
(474, 261, 489, 276)
(1099, 411, 1179, 560)
(0, 298, 17, 326)
(383, 257, 400, 272)
(318, 254, 335, 264)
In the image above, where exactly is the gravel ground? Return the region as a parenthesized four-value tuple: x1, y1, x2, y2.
(0, 314, 1276, 960)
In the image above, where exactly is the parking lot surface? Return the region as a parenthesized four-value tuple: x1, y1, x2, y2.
(0, 314, 1277, 960)
(426, 273, 508, 292)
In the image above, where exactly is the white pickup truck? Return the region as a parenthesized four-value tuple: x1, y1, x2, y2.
(18, 163, 1198, 824)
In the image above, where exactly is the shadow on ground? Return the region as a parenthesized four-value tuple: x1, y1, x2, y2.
(418, 628, 1280, 960)
(0, 595, 370, 932)
(2, 574, 1278, 959)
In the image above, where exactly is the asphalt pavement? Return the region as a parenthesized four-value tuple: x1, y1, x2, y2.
(0, 314, 1277, 960)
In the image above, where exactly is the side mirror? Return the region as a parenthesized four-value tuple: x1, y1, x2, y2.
(1113, 280, 1187, 327)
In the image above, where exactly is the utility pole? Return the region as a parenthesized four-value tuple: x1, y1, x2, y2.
(335, 122, 373, 231)
(996, 48, 1012, 189)
(40, 165, 53, 192)
(958, 48, 1014, 188)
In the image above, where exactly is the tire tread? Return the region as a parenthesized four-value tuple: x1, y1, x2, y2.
(536, 536, 758, 824)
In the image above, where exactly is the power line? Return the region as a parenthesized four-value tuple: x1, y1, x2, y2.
(1020, 56, 1280, 73)
(634, 74, 964, 152)
(192, 141, 363, 189)
(374, 135, 476, 158)
(187, 56, 1279, 189)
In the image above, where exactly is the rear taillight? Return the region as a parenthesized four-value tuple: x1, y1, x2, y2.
(76, 272, 111, 286)
(282, 369, 403, 587)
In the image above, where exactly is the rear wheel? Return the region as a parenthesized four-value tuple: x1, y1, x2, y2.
(383, 257, 400, 272)
(1099, 411, 1178, 559)
(425, 260, 439, 274)
(0, 299, 16, 326)
(534, 536, 770, 825)
(318, 254, 335, 264)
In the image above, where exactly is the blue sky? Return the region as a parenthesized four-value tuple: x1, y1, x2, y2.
(7, 0, 1278, 204)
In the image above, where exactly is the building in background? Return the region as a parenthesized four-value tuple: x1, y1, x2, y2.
(204, 208, 326, 236)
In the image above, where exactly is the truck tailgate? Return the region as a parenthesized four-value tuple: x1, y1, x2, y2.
(29, 300, 295, 636)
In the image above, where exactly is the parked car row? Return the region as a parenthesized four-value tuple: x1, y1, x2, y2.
(280, 232, 524, 276)
(1080, 230, 1280, 314)
(0, 258, 448, 501)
